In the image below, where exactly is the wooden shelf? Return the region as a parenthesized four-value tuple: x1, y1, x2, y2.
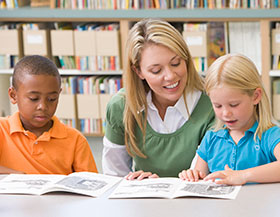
(1, 8, 280, 22)
(83, 133, 104, 137)
(0, 69, 13, 74)
(0, 69, 122, 75)
(59, 69, 122, 75)
(270, 70, 280, 77)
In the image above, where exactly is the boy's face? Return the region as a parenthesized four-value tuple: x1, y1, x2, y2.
(9, 74, 61, 134)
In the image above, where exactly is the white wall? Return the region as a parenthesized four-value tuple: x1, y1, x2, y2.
(87, 136, 104, 173)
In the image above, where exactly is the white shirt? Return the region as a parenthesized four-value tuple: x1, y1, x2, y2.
(102, 90, 202, 176)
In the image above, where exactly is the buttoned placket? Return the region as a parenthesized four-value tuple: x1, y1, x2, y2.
(228, 138, 237, 170)
(23, 131, 41, 155)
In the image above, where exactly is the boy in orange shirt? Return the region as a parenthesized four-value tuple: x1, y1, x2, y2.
(0, 55, 97, 174)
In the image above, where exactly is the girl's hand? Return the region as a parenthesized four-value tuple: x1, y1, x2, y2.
(204, 165, 246, 185)
(178, 169, 206, 182)
(125, 170, 159, 180)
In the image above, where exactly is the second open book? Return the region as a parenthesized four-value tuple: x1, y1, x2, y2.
(109, 178, 241, 200)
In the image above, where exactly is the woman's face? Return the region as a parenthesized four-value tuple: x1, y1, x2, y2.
(137, 44, 188, 107)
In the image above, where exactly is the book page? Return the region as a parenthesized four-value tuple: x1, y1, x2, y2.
(173, 180, 241, 200)
(0, 172, 122, 197)
(109, 178, 181, 199)
(109, 178, 241, 200)
(0, 174, 65, 195)
(49, 172, 122, 197)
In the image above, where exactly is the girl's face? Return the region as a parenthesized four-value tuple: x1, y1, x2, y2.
(209, 86, 262, 134)
(137, 44, 188, 108)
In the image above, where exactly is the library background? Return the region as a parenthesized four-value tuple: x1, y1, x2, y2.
(1, 1, 280, 165)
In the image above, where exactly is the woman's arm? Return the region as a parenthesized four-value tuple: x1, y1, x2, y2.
(204, 143, 280, 185)
(103, 137, 159, 179)
(102, 137, 133, 177)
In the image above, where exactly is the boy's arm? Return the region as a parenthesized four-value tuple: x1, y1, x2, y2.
(0, 165, 25, 174)
(204, 143, 280, 185)
(73, 139, 98, 173)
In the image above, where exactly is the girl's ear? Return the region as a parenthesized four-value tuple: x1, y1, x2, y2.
(8, 87, 17, 104)
(253, 87, 262, 105)
(133, 65, 145, 80)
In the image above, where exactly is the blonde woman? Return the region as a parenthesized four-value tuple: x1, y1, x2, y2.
(102, 19, 215, 179)
(179, 53, 280, 185)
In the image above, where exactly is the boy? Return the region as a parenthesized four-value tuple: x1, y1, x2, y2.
(0, 55, 97, 174)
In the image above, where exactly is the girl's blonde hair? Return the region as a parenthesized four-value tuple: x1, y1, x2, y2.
(123, 19, 204, 157)
(205, 53, 274, 139)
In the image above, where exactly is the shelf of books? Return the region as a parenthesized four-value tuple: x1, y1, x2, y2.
(0, 21, 123, 136)
(272, 78, 280, 121)
(271, 21, 280, 121)
(1, 5, 280, 133)
(1, 0, 280, 9)
(56, 75, 123, 136)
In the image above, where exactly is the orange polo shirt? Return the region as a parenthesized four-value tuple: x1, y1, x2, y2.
(0, 112, 97, 174)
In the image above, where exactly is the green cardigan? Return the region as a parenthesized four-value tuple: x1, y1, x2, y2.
(105, 90, 215, 177)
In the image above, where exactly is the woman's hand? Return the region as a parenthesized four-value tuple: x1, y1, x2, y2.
(204, 165, 246, 185)
(125, 170, 159, 180)
(179, 169, 206, 182)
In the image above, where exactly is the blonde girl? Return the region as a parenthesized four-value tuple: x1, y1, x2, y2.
(179, 53, 280, 185)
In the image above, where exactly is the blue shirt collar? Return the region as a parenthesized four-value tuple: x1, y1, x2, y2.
(216, 121, 259, 138)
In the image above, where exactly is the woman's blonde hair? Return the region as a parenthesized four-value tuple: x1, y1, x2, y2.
(205, 53, 274, 139)
(123, 19, 204, 157)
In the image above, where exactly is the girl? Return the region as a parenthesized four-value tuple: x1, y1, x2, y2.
(179, 53, 280, 185)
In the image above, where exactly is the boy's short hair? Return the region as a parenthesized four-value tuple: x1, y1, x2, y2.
(12, 55, 61, 90)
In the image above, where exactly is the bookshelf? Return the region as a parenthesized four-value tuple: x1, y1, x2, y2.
(0, 69, 122, 75)
(1, 8, 280, 19)
(1, 7, 280, 132)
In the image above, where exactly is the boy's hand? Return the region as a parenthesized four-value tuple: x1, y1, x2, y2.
(179, 169, 206, 182)
(204, 165, 246, 185)
(125, 170, 159, 180)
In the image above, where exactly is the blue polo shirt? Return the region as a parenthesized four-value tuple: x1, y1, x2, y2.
(197, 122, 280, 173)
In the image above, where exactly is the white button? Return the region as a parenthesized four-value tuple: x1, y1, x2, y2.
(34, 141, 38, 144)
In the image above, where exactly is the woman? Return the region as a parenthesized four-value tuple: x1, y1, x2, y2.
(102, 19, 215, 179)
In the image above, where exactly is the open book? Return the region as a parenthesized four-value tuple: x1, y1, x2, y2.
(109, 178, 241, 200)
(0, 172, 122, 197)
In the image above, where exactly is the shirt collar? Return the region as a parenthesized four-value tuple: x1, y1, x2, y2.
(247, 121, 258, 133)
(47, 116, 67, 139)
(9, 112, 67, 139)
(216, 121, 259, 138)
(9, 112, 24, 134)
(146, 90, 201, 119)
